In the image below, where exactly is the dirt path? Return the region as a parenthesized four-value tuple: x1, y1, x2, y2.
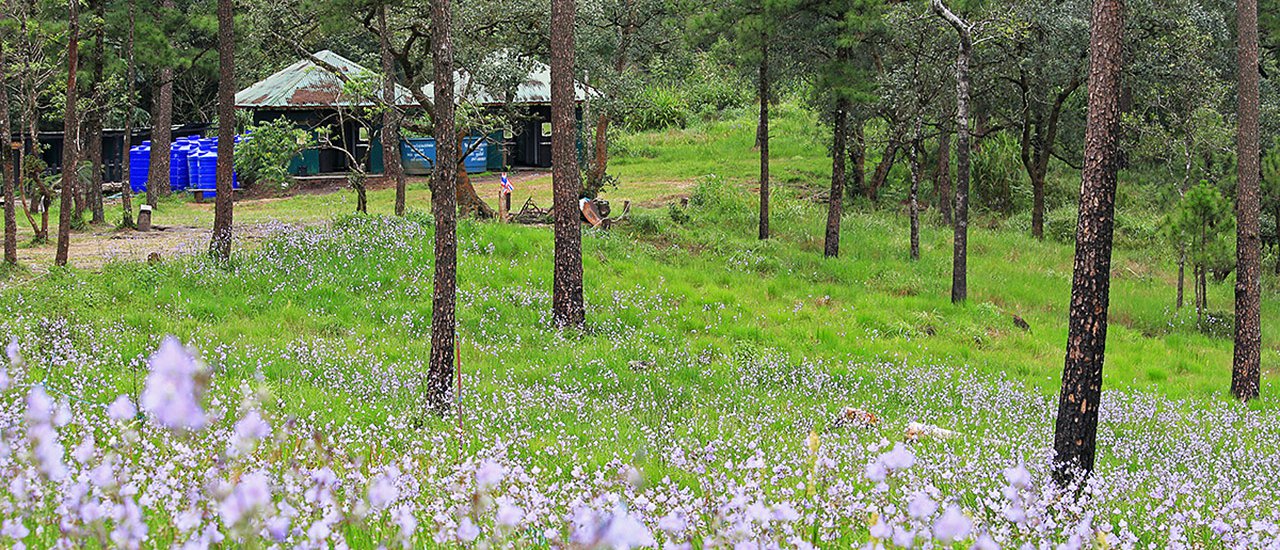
(14, 221, 314, 273)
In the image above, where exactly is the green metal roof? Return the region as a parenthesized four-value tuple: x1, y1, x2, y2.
(235, 50, 416, 110)
(237, 50, 592, 110)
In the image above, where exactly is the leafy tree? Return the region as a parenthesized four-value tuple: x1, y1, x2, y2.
(235, 118, 316, 189)
(931, 0, 974, 303)
(1168, 182, 1236, 318)
(989, 0, 1088, 239)
(576, 0, 678, 198)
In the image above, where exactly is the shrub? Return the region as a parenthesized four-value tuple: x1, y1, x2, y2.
(236, 118, 316, 189)
(626, 87, 690, 131)
(971, 133, 1030, 214)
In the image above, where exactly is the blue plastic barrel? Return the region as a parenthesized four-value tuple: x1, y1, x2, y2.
(195, 151, 218, 197)
(169, 144, 189, 192)
(129, 145, 150, 193)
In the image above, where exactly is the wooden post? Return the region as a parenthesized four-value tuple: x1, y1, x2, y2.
(498, 187, 508, 222)
(136, 204, 152, 232)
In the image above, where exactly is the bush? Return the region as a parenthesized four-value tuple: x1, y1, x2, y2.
(236, 118, 316, 189)
(971, 133, 1030, 214)
(626, 87, 690, 131)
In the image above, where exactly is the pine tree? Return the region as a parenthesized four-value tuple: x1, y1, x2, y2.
(427, 0, 459, 412)
(1052, 0, 1125, 486)
(209, 0, 235, 262)
(551, 0, 585, 328)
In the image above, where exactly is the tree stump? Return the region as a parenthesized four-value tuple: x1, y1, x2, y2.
(137, 205, 152, 232)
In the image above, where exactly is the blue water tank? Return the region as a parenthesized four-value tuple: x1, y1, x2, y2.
(129, 145, 150, 194)
(195, 151, 217, 197)
(169, 144, 190, 192)
(462, 137, 488, 174)
(400, 138, 436, 176)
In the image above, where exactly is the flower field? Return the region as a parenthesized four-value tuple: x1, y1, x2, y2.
(0, 181, 1276, 548)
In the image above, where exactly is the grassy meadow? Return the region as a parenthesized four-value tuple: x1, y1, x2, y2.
(0, 104, 1275, 547)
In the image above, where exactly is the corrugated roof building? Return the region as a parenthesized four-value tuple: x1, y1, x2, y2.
(236, 50, 589, 174)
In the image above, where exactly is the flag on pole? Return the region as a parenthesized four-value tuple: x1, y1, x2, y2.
(500, 172, 514, 195)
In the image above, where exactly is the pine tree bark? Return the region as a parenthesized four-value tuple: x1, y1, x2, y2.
(932, 0, 972, 304)
(824, 97, 849, 258)
(146, 0, 176, 206)
(935, 128, 952, 225)
(909, 118, 922, 261)
(1052, 0, 1124, 486)
(85, 0, 106, 224)
(1176, 247, 1186, 308)
(849, 122, 865, 200)
(209, 0, 234, 262)
(427, 0, 458, 412)
(54, 0, 80, 267)
(1, 31, 16, 266)
(865, 139, 898, 202)
(757, 36, 770, 241)
(120, 0, 136, 228)
(551, 0, 585, 327)
(379, 5, 407, 217)
(1232, 0, 1261, 402)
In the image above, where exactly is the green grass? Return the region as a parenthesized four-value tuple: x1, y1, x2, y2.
(0, 103, 1274, 434)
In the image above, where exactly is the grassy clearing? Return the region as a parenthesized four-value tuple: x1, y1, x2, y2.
(0, 103, 1274, 546)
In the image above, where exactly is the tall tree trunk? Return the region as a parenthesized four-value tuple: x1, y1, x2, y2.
(909, 118, 922, 261)
(86, 0, 105, 224)
(209, 0, 234, 262)
(757, 36, 770, 241)
(427, 0, 458, 412)
(1232, 0, 1261, 402)
(551, 0, 585, 327)
(935, 128, 952, 225)
(54, 0, 80, 267)
(120, 0, 136, 228)
(932, 0, 972, 304)
(849, 122, 865, 200)
(1177, 246, 1186, 309)
(379, 5, 407, 217)
(1, 32, 16, 266)
(865, 138, 898, 201)
(146, 0, 176, 207)
(1052, 0, 1124, 486)
(824, 97, 849, 258)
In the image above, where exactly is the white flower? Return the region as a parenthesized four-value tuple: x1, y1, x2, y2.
(880, 443, 916, 471)
(933, 505, 972, 542)
(597, 505, 655, 550)
(457, 517, 480, 542)
(475, 459, 504, 489)
(657, 512, 686, 533)
(908, 492, 937, 520)
(233, 410, 271, 441)
(6, 338, 21, 367)
(25, 386, 66, 481)
(367, 472, 399, 510)
(496, 500, 524, 527)
(220, 471, 272, 526)
(107, 395, 137, 422)
(1003, 463, 1032, 489)
(140, 337, 207, 431)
